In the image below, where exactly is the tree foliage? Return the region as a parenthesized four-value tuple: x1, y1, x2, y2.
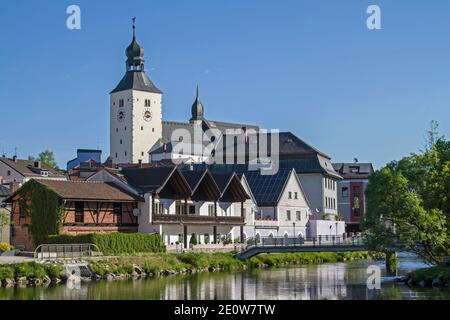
(28, 149, 59, 169)
(17, 180, 63, 246)
(363, 124, 450, 264)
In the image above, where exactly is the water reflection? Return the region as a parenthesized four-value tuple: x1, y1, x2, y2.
(0, 255, 449, 300)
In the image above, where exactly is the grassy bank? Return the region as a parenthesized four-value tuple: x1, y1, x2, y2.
(84, 251, 371, 277)
(0, 251, 370, 286)
(407, 266, 450, 288)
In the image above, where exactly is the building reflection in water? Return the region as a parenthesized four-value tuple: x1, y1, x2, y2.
(160, 263, 381, 300)
(4, 261, 440, 300)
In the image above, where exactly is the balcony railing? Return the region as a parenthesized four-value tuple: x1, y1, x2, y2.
(254, 219, 279, 227)
(152, 214, 245, 225)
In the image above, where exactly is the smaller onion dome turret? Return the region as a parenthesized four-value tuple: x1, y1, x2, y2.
(190, 85, 204, 122)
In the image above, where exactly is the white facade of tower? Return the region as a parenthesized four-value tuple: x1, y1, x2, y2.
(110, 89, 162, 164)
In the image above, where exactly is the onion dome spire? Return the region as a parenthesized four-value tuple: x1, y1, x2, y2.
(190, 85, 205, 122)
(126, 17, 145, 71)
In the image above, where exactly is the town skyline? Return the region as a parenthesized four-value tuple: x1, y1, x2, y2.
(1, 0, 449, 168)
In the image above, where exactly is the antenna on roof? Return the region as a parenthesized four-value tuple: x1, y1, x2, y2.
(14, 146, 18, 157)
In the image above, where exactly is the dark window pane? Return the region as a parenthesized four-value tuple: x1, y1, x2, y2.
(75, 202, 84, 223)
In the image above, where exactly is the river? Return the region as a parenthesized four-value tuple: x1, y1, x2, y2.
(0, 252, 449, 300)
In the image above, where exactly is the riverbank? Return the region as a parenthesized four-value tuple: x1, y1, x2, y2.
(0, 251, 370, 287)
(406, 266, 450, 288)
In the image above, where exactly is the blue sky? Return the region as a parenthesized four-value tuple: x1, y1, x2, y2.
(0, 0, 449, 169)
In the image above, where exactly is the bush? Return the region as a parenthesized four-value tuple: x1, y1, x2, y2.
(0, 243, 12, 252)
(45, 233, 166, 255)
(45, 264, 63, 279)
(14, 263, 35, 278)
(0, 266, 14, 280)
(33, 263, 47, 278)
(189, 234, 198, 246)
(89, 261, 109, 276)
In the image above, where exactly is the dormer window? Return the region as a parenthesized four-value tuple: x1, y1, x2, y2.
(350, 166, 360, 173)
(41, 170, 49, 177)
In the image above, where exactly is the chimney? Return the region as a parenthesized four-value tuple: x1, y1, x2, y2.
(9, 181, 20, 194)
(34, 161, 41, 168)
(12, 156, 18, 162)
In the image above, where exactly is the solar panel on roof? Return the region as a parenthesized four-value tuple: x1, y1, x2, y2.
(244, 169, 290, 206)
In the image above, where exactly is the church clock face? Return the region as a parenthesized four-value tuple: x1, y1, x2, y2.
(143, 108, 153, 122)
(117, 110, 126, 122)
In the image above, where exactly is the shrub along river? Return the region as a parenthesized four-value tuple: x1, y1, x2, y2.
(0, 252, 449, 300)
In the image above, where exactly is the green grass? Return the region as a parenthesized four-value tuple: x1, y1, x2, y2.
(0, 263, 63, 281)
(87, 251, 369, 277)
(0, 251, 370, 282)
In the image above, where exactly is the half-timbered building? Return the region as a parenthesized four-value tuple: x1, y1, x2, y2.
(6, 179, 143, 250)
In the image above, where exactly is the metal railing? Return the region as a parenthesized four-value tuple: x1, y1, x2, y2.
(152, 214, 245, 225)
(245, 235, 364, 249)
(34, 243, 102, 260)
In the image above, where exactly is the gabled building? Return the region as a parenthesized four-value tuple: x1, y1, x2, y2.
(333, 162, 374, 233)
(0, 156, 66, 186)
(203, 131, 342, 221)
(88, 166, 249, 248)
(6, 179, 143, 250)
(243, 169, 313, 239)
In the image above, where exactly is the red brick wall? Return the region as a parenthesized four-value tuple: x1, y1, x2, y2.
(62, 201, 136, 225)
(11, 226, 33, 251)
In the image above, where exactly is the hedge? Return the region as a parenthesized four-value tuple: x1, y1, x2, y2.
(45, 233, 165, 255)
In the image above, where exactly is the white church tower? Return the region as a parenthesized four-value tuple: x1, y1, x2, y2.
(110, 18, 163, 164)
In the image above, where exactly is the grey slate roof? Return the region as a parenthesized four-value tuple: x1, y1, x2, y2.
(181, 170, 208, 191)
(111, 71, 162, 94)
(211, 173, 235, 193)
(278, 132, 330, 158)
(121, 166, 177, 193)
(332, 163, 374, 179)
